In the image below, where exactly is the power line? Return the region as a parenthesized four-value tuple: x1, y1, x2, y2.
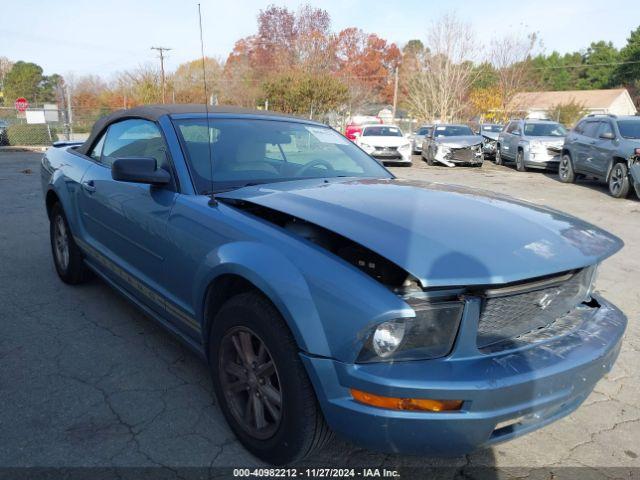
(151, 46, 172, 104)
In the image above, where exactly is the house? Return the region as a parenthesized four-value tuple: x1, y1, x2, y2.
(510, 88, 637, 119)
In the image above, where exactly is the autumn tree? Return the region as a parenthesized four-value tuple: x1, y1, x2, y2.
(171, 57, 222, 103)
(547, 100, 587, 126)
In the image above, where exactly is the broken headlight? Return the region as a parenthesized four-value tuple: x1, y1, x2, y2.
(357, 301, 464, 363)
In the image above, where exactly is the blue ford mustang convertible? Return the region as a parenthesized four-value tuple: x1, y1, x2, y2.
(41, 105, 626, 464)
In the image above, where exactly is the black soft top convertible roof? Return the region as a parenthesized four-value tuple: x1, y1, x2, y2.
(77, 104, 316, 156)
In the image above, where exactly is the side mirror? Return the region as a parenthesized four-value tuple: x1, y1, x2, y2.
(111, 157, 170, 185)
(600, 131, 615, 140)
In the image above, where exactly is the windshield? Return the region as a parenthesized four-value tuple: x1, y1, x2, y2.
(174, 118, 392, 194)
(523, 123, 567, 137)
(433, 125, 474, 137)
(481, 125, 502, 133)
(362, 126, 403, 137)
(617, 120, 640, 139)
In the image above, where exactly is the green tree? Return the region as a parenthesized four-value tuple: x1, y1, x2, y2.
(3, 61, 44, 106)
(614, 25, 640, 86)
(263, 71, 348, 117)
(547, 100, 587, 126)
(531, 51, 582, 90)
(577, 41, 619, 89)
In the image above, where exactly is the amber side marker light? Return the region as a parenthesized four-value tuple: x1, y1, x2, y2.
(350, 389, 463, 412)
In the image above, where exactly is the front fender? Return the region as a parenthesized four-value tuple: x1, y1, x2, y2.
(630, 162, 640, 198)
(193, 241, 330, 356)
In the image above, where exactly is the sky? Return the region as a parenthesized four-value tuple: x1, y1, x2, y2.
(2, 0, 639, 79)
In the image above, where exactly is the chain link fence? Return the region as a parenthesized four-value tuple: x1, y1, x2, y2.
(0, 105, 120, 147)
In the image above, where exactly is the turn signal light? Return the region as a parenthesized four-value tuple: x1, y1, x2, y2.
(350, 389, 463, 412)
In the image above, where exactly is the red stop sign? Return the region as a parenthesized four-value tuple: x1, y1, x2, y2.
(15, 97, 29, 112)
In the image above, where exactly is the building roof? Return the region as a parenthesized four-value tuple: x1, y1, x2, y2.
(510, 89, 632, 110)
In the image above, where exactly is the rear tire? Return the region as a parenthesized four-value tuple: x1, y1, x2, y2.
(49, 203, 91, 284)
(209, 292, 333, 465)
(558, 154, 576, 183)
(608, 162, 630, 199)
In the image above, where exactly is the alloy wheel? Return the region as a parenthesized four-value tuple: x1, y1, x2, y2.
(610, 165, 624, 196)
(219, 327, 282, 440)
(53, 215, 70, 270)
(559, 156, 569, 180)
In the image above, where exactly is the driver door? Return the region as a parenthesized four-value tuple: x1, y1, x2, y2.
(79, 118, 178, 309)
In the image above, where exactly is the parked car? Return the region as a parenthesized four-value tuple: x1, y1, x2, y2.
(496, 119, 567, 171)
(560, 114, 640, 199)
(408, 124, 433, 154)
(42, 105, 626, 465)
(344, 115, 382, 141)
(0, 120, 8, 145)
(421, 124, 484, 167)
(479, 123, 503, 159)
(354, 124, 412, 165)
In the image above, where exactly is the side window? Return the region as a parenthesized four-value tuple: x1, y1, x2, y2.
(89, 133, 106, 161)
(582, 121, 600, 138)
(574, 120, 585, 135)
(506, 122, 520, 134)
(598, 122, 614, 138)
(102, 119, 167, 168)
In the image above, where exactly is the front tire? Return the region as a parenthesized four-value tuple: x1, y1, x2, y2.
(609, 162, 630, 198)
(558, 154, 576, 183)
(495, 146, 503, 165)
(209, 292, 332, 465)
(516, 150, 527, 172)
(49, 203, 91, 284)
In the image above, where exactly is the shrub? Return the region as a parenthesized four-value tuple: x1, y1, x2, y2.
(6, 123, 57, 146)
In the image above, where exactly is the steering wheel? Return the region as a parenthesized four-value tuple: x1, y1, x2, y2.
(295, 159, 335, 177)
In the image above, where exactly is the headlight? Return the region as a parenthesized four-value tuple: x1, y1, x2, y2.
(399, 142, 411, 150)
(358, 301, 464, 363)
(360, 143, 374, 152)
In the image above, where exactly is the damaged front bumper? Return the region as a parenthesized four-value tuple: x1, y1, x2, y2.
(524, 145, 562, 169)
(630, 156, 640, 198)
(434, 145, 484, 167)
(302, 294, 626, 455)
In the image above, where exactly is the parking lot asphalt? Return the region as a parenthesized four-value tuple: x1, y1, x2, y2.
(1, 151, 638, 474)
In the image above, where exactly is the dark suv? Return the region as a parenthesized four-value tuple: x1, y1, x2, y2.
(560, 114, 640, 199)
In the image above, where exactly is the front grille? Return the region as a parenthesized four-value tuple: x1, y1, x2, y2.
(448, 146, 481, 162)
(374, 146, 398, 152)
(477, 268, 592, 349)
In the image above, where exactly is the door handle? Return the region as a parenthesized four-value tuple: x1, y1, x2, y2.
(82, 180, 96, 193)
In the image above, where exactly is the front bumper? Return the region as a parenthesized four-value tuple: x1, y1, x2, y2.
(524, 149, 561, 169)
(371, 151, 412, 165)
(302, 295, 626, 455)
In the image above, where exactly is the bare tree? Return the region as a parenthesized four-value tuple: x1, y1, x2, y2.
(489, 32, 538, 118)
(406, 13, 480, 122)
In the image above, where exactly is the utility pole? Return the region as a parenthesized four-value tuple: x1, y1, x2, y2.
(151, 46, 172, 104)
(392, 66, 399, 121)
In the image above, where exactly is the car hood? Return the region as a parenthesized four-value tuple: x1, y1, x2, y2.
(435, 135, 483, 148)
(527, 136, 565, 146)
(219, 178, 622, 287)
(481, 131, 500, 141)
(358, 136, 408, 147)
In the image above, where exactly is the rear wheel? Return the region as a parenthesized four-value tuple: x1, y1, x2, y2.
(49, 203, 91, 284)
(209, 292, 333, 465)
(558, 154, 576, 183)
(608, 162, 630, 198)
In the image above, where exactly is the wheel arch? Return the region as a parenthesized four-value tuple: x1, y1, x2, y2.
(606, 155, 628, 182)
(196, 242, 331, 362)
(45, 188, 60, 219)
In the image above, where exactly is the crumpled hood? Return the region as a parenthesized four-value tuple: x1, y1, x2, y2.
(219, 178, 622, 287)
(481, 131, 499, 141)
(435, 135, 483, 148)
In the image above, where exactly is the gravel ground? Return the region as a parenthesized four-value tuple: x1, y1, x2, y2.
(0, 151, 638, 477)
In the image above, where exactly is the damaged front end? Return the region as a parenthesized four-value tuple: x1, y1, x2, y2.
(434, 142, 484, 167)
(630, 153, 640, 198)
